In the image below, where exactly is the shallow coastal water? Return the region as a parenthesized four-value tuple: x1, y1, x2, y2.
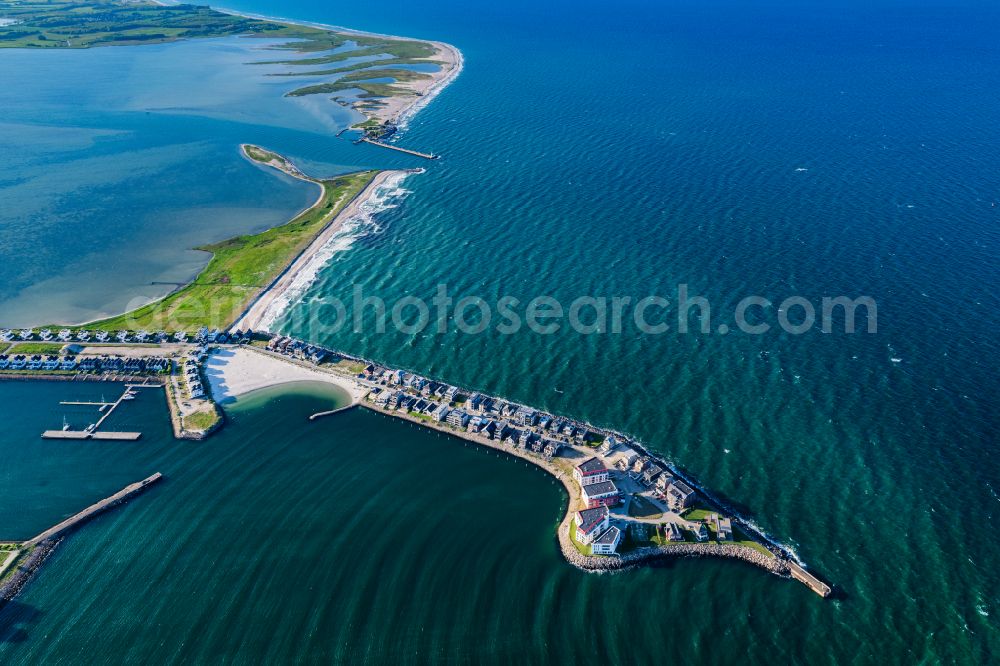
(0, 37, 375, 326)
(2, 0, 1000, 663)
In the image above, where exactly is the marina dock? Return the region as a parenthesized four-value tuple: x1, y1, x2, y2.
(25, 472, 163, 547)
(360, 138, 438, 160)
(40, 384, 160, 440)
(41, 430, 142, 441)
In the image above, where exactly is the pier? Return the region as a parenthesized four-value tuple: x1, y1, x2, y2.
(25, 472, 163, 547)
(309, 404, 358, 420)
(787, 561, 832, 597)
(360, 138, 438, 160)
(41, 430, 142, 441)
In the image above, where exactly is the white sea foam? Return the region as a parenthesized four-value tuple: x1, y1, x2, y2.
(255, 171, 416, 331)
(395, 47, 465, 132)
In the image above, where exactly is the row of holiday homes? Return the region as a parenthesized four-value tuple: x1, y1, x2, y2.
(0, 353, 170, 374)
(0, 327, 254, 346)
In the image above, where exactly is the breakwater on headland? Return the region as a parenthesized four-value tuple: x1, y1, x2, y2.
(0, 474, 164, 607)
(358, 138, 439, 160)
(558, 537, 789, 574)
(358, 402, 803, 588)
(25, 473, 163, 547)
(0, 540, 60, 604)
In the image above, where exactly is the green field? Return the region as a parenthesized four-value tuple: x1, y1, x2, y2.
(7, 342, 65, 355)
(0, 1, 289, 48)
(567, 522, 591, 556)
(286, 67, 431, 100)
(183, 409, 221, 433)
(84, 167, 377, 332)
(626, 494, 663, 519)
(243, 144, 285, 166)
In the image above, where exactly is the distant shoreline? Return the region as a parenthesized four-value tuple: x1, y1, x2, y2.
(163, 0, 464, 128)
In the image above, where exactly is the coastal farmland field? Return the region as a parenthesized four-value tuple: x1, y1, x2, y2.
(85, 169, 377, 332)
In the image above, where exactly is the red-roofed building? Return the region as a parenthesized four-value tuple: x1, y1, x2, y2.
(574, 506, 610, 544)
(573, 457, 609, 487)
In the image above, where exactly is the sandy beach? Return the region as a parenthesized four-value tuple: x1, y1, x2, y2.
(231, 169, 413, 332)
(375, 39, 464, 127)
(204, 346, 364, 403)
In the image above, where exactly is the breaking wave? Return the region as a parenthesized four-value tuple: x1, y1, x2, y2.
(256, 170, 418, 331)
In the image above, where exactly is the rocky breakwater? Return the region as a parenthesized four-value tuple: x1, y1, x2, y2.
(0, 540, 61, 604)
(557, 518, 789, 576)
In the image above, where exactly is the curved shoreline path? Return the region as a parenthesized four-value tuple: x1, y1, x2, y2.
(231, 162, 417, 332)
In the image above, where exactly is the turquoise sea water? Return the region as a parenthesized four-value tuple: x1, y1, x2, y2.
(2, 0, 1000, 663)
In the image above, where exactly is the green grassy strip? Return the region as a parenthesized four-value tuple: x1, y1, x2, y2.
(288, 81, 417, 99)
(270, 57, 444, 78)
(5, 342, 66, 355)
(80, 168, 378, 332)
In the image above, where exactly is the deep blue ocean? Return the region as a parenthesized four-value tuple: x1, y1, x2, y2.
(1, 0, 999, 663)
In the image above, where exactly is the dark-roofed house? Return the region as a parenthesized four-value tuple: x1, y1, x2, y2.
(574, 506, 610, 545)
(581, 480, 620, 508)
(592, 526, 622, 555)
(667, 480, 696, 510)
(641, 464, 663, 486)
(666, 522, 683, 541)
(573, 457, 609, 487)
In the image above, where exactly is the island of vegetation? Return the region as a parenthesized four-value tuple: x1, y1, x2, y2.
(0, 0, 462, 135)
